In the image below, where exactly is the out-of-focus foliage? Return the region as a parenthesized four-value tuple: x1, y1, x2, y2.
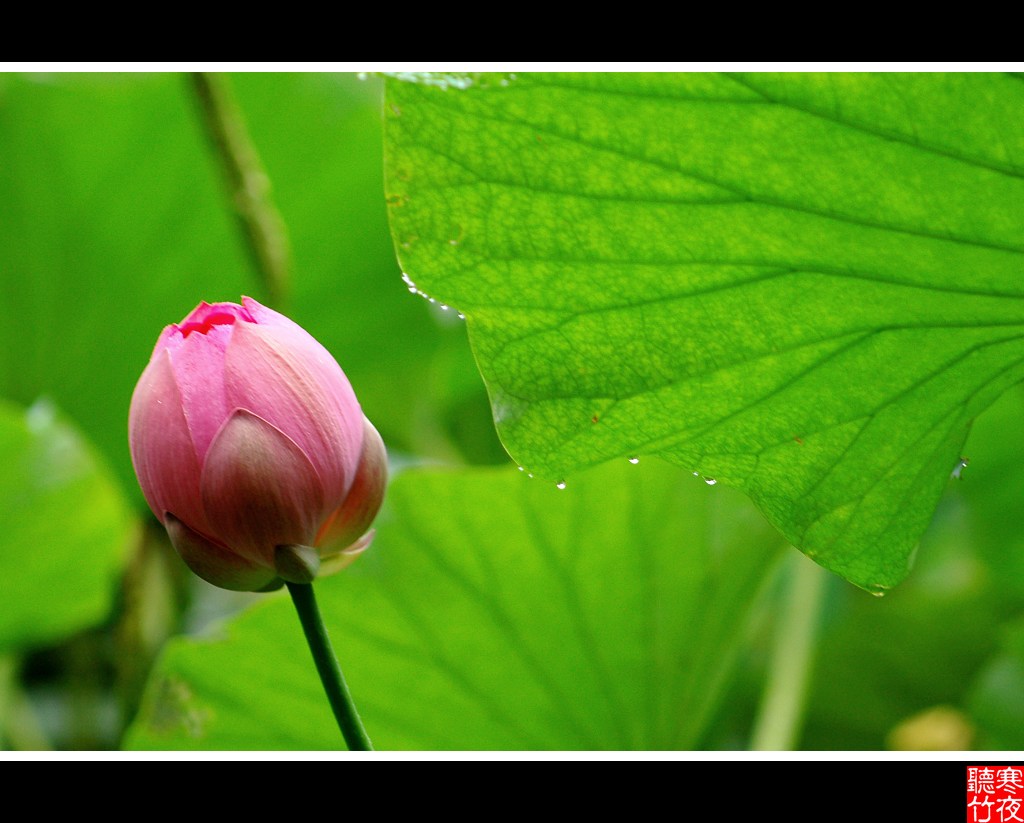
(0, 398, 132, 653)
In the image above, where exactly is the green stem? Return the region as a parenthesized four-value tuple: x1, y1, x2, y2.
(286, 582, 373, 751)
(189, 72, 292, 307)
(749, 552, 829, 751)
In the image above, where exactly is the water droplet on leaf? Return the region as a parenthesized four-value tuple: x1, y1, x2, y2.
(866, 582, 889, 598)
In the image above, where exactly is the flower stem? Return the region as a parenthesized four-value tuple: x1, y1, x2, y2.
(286, 582, 373, 751)
(749, 552, 829, 751)
(189, 72, 292, 308)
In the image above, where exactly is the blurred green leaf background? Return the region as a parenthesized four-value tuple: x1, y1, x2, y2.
(0, 71, 1021, 752)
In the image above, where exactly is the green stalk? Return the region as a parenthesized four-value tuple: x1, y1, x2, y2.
(749, 552, 829, 751)
(286, 582, 373, 751)
(189, 72, 292, 307)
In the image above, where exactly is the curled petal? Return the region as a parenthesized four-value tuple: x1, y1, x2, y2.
(240, 297, 300, 333)
(200, 410, 326, 566)
(316, 416, 388, 555)
(319, 530, 375, 578)
(174, 300, 256, 339)
(223, 316, 363, 504)
(165, 513, 278, 592)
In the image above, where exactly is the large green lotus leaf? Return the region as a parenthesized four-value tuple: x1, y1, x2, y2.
(125, 460, 783, 750)
(383, 72, 1024, 591)
(0, 399, 134, 653)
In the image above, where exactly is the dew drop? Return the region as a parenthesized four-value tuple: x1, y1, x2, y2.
(866, 582, 889, 598)
(517, 466, 525, 472)
(527, 473, 534, 478)
(692, 471, 700, 476)
(439, 304, 450, 311)
(628, 457, 639, 464)
(456, 312, 465, 320)
(556, 481, 567, 490)
(951, 457, 969, 480)
(704, 477, 718, 486)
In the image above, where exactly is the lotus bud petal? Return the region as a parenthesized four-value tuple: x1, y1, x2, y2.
(319, 530, 375, 578)
(129, 297, 387, 592)
(316, 417, 389, 559)
(165, 513, 278, 592)
(200, 409, 326, 565)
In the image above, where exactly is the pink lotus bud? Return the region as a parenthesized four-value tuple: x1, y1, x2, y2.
(129, 297, 386, 592)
